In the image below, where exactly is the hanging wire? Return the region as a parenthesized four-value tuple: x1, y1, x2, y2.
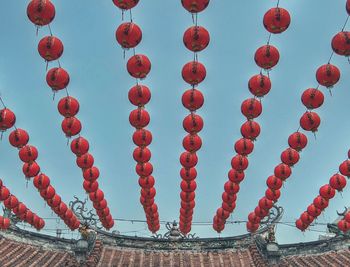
(341, 16, 350, 31)
(0, 95, 7, 108)
(48, 24, 53, 36)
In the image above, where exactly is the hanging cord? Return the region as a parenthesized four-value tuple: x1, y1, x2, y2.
(341, 15, 350, 32)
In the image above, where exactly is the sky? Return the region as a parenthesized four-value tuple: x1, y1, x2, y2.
(0, 0, 350, 244)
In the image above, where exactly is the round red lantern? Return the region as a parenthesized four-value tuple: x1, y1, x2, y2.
(132, 129, 152, 147)
(313, 195, 329, 210)
(54, 203, 68, 216)
(128, 85, 151, 106)
(40, 185, 55, 200)
(180, 191, 195, 202)
(61, 117, 82, 137)
(180, 152, 198, 168)
(234, 138, 254, 156)
(0, 187, 9, 201)
(76, 153, 94, 169)
(248, 212, 261, 224)
(4, 195, 19, 209)
(329, 174, 347, 192)
(57, 96, 79, 118)
(248, 74, 271, 97)
(316, 64, 340, 88)
(182, 61, 206, 85)
(180, 167, 197, 181)
(83, 166, 100, 182)
(133, 147, 151, 163)
(222, 201, 236, 213)
(83, 180, 99, 193)
(241, 98, 262, 119)
(183, 26, 210, 52)
(319, 184, 336, 200)
(295, 219, 307, 231)
(183, 113, 204, 133)
(280, 148, 300, 166)
(181, 0, 209, 13)
(38, 36, 63, 61)
(33, 173, 50, 190)
(8, 128, 29, 148)
(274, 163, 292, 181)
(331, 32, 350, 56)
(240, 120, 261, 140)
(19, 145, 38, 163)
(46, 68, 70, 91)
(255, 206, 269, 218)
(222, 192, 237, 203)
(217, 207, 230, 220)
(266, 175, 283, 190)
(129, 108, 150, 129)
(112, 0, 139, 10)
(141, 187, 156, 199)
(300, 211, 314, 225)
(0, 108, 16, 131)
(116, 22, 142, 49)
(339, 160, 350, 177)
(246, 221, 259, 233)
(263, 7, 291, 34)
(254, 45, 280, 69)
(140, 196, 154, 206)
(0, 217, 10, 230)
(23, 162, 40, 178)
(127, 54, 151, 79)
(181, 200, 195, 210)
(301, 88, 324, 109)
(307, 204, 321, 218)
(27, 0, 55, 26)
(300, 111, 321, 132)
(224, 181, 240, 195)
(258, 197, 273, 210)
(180, 180, 197, 192)
(93, 199, 107, 210)
(288, 132, 308, 152)
(182, 89, 204, 112)
(138, 176, 155, 189)
(265, 188, 281, 202)
(228, 169, 245, 183)
(231, 154, 249, 171)
(136, 162, 153, 177)
(338, 220, 350, 233)
(347, 0, 350, 15)
(183, 134, 202, 152)
(70, 137, 89, 156)
(89, 189, 104, 203)
(47, 194, 61, 208)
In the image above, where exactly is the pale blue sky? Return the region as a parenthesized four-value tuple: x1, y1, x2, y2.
(1, 0, 350, 243)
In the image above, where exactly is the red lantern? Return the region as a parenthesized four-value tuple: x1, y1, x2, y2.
(27, 0, 55, 26)
(234, 138, 254, 156)
(0, 217, 11, 230)
(307, 204, 322, 218)
(183, 113, 204, 133)
(63, 210, 73, 221)
(19, 145, 38, 163)
(222, 192, 237, 203)
(182, 89, 204, 112)
(263, 7, 291, 34)
(116, 22, 142, 49)
(182, 61, 206, 85)
(57, 96, 80, 118)
(97, 207, 110, 218)
(280, 148, 300, 166)
(182, 134, 202, 152)
(331, 32, 350, 56)
(241, 98, 262, 119)
(0, 108, 16, 131)
(140, 196, 154, 206)
(93, 199, 107, 210)
(183, 26, 210, 52)
(254, 206, 269, 218)
(25, 210, 34, 224)
(180, 152, 198, 168)
(182, 201, 195, 211)
(129, 108, 150, 129)
(339, 160, 350, 177)
(127, 54, 151, 79)
(133, 147, 151, 163)
(83, 180, 99, 193)
(228, 169, 245, 183)
(265, 188, 281, 202)
(259, 197, 273, 211)
(138, 176, 155, 189)
(23, 162, 40, 178)
(180, 167, 197, 181)
(213, 222, 224, 233)
(345, 212, 350, 223)
(141, 187, 156, 199)
(301, 88, 324, 109)
(300, 211, 314, 225)
(347, 0, 350, 15)
(240, 120, 261, 140)
(224, 181, 240, 195)
(46, 68, 70, 91)
(246, 221, 259, 233)
(329, 174, 347, 192)
(54, 203, 68, 216)
(8, 128, 29, 148)
(313, 195, 329, 210)
(128, 85, 151, 106)
(274, 163, 292, 181)
(217, 207, 230, 220)
(181, 0, 209, 13)
(316, 64, 340, 88)
(248, 74, 271, 97)
(222, 201, 236, 213)
(70, 137, 89, 156)
(136, 162, 153, 177)
(319, 184, 336, 200)
(4, 195, 18, 209)
(40, 185, 56, 200)
(76, 153, 94, 169)
(338, 220, 350, 233)
(300, 111, 321, 132)
(33, 173, 50, 190)
(248, 212, 261, 224)
(132, 129, 152, 147)
(266, 175, 282, 190)
(295, 219, 307, 231)
(47, 194, 61, 208)
(83, 167, 100, 182)
(112, 0, 139, 10)
(231, 154, 249, 171)
(180, 180, 197, 192)
(89, 189, 104, 203)
(61, 117, 82, 137)
(180, 191, 195, 202)
(288, 132, 308, 152)
(38, 36, 63, 61)
(254, 45, 280, 69)
(35, 218, 45, 230)
(180, 207, 192, 217)
(0, 187, 9, 201)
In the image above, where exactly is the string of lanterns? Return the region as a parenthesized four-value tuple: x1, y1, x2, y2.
(213, 1, 291, 233)
(26, 0, 113, 230)
(114, 0, 160, 233)
(0, 179, 45, 231)
(247, 1, 350, 233)
(179, 0, 210, 235)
